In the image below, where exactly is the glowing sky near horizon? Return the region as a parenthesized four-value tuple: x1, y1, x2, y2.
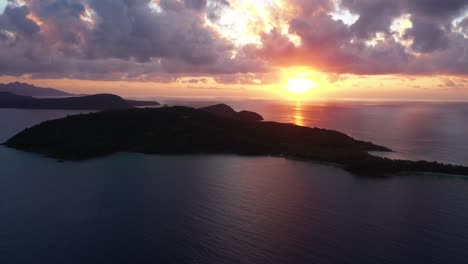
(0, 0, 467, 100)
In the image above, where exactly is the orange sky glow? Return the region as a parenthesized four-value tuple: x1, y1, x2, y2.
(0, 0, 467, 101)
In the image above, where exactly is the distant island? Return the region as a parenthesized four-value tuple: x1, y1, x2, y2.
(200, 104, 264, 122)
(4, 105, 468, 177)
(0, 92, 159, 110)
(0, 82, 73, 97)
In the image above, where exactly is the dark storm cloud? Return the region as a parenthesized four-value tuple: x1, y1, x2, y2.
(403, 16, 449, 53)
(85, 0, 236, 64)
(339, 0, 467, 57)
(183, 0, 207, 11)
(0, 0, 267, 79)
(341, 0, 400, 38)
(0, 4, 40, 36)
(33, 0, 86, 18)
(405, 0, 467, 19)
(460, 17, 468, 35)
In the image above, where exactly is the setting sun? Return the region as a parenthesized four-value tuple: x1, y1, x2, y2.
(287, 77, 316, 94)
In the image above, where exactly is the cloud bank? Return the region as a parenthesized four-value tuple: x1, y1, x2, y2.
(0, 0, 467, 82)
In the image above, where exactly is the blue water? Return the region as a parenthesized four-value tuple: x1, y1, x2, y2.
(1, 103, 468, 263)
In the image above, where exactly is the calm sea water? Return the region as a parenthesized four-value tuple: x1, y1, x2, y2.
(165, 100, 468, 165)
(1, 103, 468, 263)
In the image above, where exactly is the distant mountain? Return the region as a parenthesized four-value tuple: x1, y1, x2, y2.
(0, 82, 73, 97)
(199, 104, 264, 122)
(0, 92, 160, 110)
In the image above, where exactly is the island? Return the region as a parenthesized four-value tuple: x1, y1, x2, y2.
(199, 104, 264, 122)
(4, 105, 468, 177)
(0, 92, 159, 110)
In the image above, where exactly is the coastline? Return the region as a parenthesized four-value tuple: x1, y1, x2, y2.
(4, 106, 468, 177)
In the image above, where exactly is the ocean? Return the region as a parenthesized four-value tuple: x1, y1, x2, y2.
(1, 101, 468, 263)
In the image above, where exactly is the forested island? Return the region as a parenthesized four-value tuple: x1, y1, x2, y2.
(4, 105, 468, 177)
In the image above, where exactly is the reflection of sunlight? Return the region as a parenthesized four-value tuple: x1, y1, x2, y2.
(294, 101, 305, 126)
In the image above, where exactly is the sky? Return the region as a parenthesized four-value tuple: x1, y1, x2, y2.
(0, 0, 467, 101)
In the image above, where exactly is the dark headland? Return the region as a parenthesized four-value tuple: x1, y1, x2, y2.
(4, 105, 468, 177)
(0, 92, 159, 110)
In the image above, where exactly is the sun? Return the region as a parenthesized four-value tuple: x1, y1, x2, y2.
(287, 77, 316, 94)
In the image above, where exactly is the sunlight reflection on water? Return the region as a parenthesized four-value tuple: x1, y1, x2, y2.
(294, 101, 305, 126)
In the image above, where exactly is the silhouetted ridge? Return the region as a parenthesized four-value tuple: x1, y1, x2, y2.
(0, 82, 73, 97)
(199, 104, 263, 122)
(5, 106, 468, 177)
(0, 92, 36, 105)
(126, 99, 161, 107)
(237, 111, 264, 122)
(0, 92, 159, 110)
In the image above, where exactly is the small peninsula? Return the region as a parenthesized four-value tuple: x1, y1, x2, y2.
(0, 92, 159, 110)
(4, 105, 468, 177)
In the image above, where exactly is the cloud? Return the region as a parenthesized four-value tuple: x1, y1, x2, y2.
(254, 0, 468, 75)
(459, 17, 468, 36)
(0, 0, 270, 80)
(0, 0, 466, 81)
(0, 4, 40, 36)
(403, 16, 449, 53)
